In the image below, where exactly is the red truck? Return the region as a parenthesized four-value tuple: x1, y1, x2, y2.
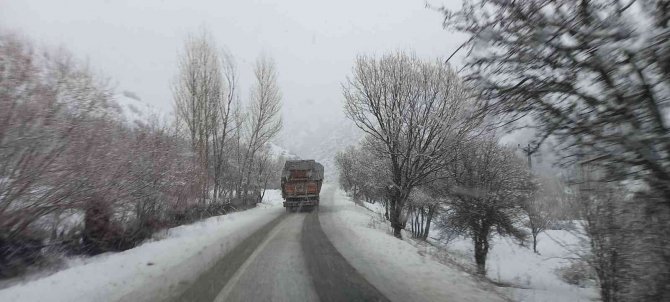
(281, 160, 324, 212)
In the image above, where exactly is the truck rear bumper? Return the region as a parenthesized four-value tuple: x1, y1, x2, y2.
(283, 199, 319, 207)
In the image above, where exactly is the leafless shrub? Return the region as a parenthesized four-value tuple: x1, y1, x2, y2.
(558, 260, 597, 288)
(1, 32, 211, 277)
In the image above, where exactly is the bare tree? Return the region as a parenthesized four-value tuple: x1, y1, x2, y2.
(336, 142, 391, 208)
(444, 1, 670, 199)
(0, 29, 278, 278)
(171, 32, 283, 210)
(335, 146, 358, 194)
(522, 174, 558, 254)
(407, 188, 441, 240)
(444, 1, 670, 299)
(565, 163, 629, 302)
(211, 49, 238, 203)
(343, 52, 479, 238)
(411, 179, 452, 241)
(1, 29, 283, 279)
(253, 145, 283, 203)
(0, 34, 116, 244)
(172, 30, 223, 203)
(235, 55, 282, 207)
(439, 138, 533, 275)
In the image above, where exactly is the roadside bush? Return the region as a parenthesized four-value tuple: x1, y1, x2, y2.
(0, 234, 43, 279)
(0, 33, 203, 277)
(558, 260, 596, 288)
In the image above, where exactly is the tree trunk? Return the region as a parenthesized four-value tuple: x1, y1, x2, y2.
(415, 209, 420, 238)
(389, 192, 406, 239)
(419, 207, 424, 238)
(421, 205, 435, 240)
(473, 232, 490, 276)
(384, 199, 389, 220)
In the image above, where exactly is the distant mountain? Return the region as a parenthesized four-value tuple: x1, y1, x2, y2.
(277, 111, 362, 181)
(113, 90, 157, 128)
(267, 142, 300, 160)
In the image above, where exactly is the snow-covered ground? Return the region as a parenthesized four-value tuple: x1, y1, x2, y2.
(0, 190, 285, 302)
(1, 186, 596, 302)
(443, 229, 599, 302)
(347, 191, 599, 302)
(319, 186, 509, 302)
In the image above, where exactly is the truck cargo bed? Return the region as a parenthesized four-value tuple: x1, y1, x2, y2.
(281, 160, 324, 211)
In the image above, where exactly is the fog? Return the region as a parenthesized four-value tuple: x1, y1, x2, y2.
(0, 0, 465, 160)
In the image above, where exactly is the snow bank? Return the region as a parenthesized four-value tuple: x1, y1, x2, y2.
(0, 191, 285, 302)
(319, 186, 508, 302)
(333, 187, 599, 302)
(348, 188, 598, 302)
(441, 225, 599, 301)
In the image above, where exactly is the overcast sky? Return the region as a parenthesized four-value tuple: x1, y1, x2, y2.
(1, 0, 463, 113)
(0, 0, 475, 164)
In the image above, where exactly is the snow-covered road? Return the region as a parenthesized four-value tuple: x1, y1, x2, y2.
(174, 184, 505, 302)
(173, 185, 388, 302)
(211, 213, 319, 302)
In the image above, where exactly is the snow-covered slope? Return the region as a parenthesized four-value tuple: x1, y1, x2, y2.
(113, 90, 156, 128)
(442, 228, 599, 302)
(319, 186, 509, 302)
(345, 193, 599, 301)
(267, 142, 299, 160)
(0, 191, 284, 302)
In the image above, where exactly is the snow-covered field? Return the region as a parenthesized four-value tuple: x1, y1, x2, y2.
(443, 229, 599, 302)
(319, 186, 509, 302)
(0, 190, 285, 302)
(347, 191, 599, 302)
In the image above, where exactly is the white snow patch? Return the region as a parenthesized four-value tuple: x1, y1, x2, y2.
(319, 186, 508, 302)
(438, 225, 599, 301)
(266, 142, 299, 159)
(259, 189, 284, 207)
(0, 191, 285, 302)
(113, 91, 154, 128)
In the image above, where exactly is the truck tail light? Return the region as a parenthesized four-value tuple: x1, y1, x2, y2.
(285, 184, 295, 194)
(307, 182, 317, 194)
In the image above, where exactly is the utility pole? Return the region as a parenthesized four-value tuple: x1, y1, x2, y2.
(520, 143, 533, 170)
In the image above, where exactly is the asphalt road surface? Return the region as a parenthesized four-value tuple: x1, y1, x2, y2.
(172, 188, 389, 302)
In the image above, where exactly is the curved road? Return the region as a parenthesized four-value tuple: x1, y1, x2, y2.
(172, 188, 388, 302)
